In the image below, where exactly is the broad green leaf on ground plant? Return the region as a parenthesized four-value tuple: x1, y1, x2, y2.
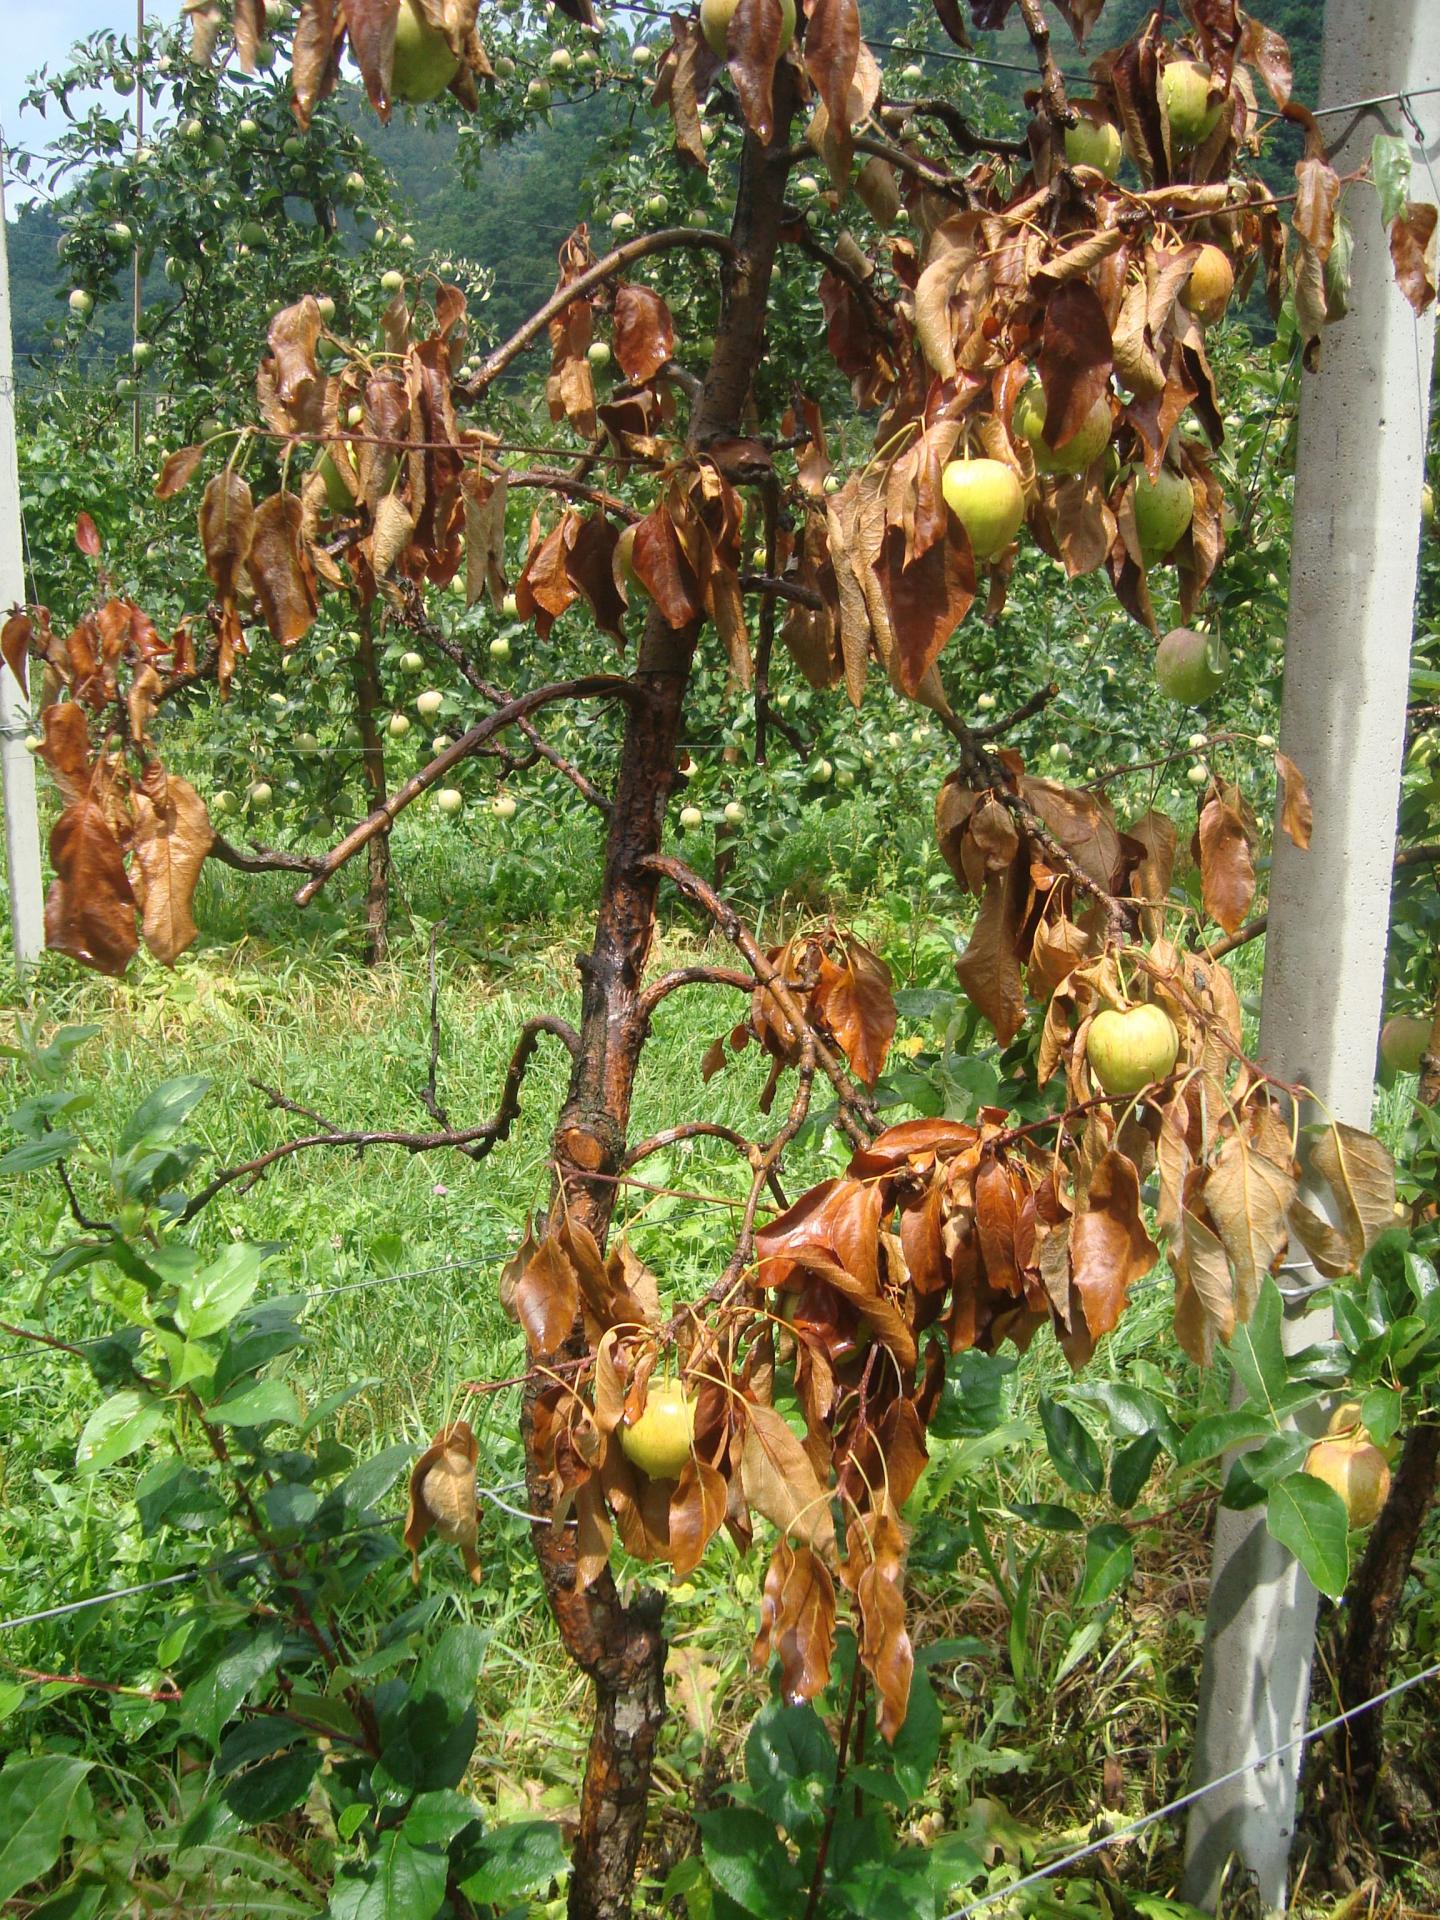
(329, 1831, 449, 1920)
(0, 1756, 94, 1903)
(75, 1389, 166, 1474)
(1265, 1471, 1350, 1598)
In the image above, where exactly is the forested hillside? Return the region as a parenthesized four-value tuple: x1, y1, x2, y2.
(6, 0, 1320, 373)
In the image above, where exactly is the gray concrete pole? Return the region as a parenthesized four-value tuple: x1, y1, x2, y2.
(0, 161, 45, 975)
(1182, 3, 1439, 1908)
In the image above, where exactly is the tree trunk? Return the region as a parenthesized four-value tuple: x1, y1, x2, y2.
(522, 75, 797, 1920)
(351, 612, 391, 965)
(1336, 1420, 1440, 1806)
(1334, 985, 1440, 1811)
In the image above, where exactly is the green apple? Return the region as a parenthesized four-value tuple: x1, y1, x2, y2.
(492, 792, 517, 819)
(436, 787, 464, 816)
(1155, 626, 1227, 704)
(901, 61, 924, 83)
(23, 734, 41, 754)
(282, 135, 305, 159)
(700, 0, 795, 58)
(620, 1381, 695, 1479)
(1133, 466, 1194, 562)
(68, 288, 93, 318)
(587, 340, 612, 369)
(1187, 762, 1209, 784)
(1064, 114, 1123, 179)
(549, 46, 572, 72)
(1012, 383, 1111, 475)
(238, 116, 260, 137)
(316, 295, 336, 323)
(1256, 732, 1276, 750)
(977, 693, 996, 711)
(492, 52, 516, 76)
(793, 173, 820, 201)
(381, 268, 405, 294)
(501, 593, 520, 618)
(489, 635, 512, 661)
(248, 780, 274, 809)
(631, 39, 654, 65)
(253, 37, 276, 67)
(294, 732, 320, 754)
(1162, 59, 1222, 147)
(644, 193, 669, 219)
(1086, 1004, 1179, 1096)
(432, 734, 452, 753)
(416, 689, 444, 717)
(343, 170, 367, 198)
(317, 445, 359, 513)
(387, 712, 411, 739)
(1380, 1014, 1429, 1076)
(391, 0, 460, 102)
(131, 340, 154, 366)
(723, 800, 745, 825)
(941, 457, 1025, 562)
(810, 757, 833, 785)
(1049, 741, 1071, 763)
(211, 788, 238, 814)
(610, 210, 636, 236)
(204, 133, 227, 166)
(679, 804, 704, 829)
(107, 222, 134, 252)
(400, 650, 425, 675)
(268, 692, 289, 711)
(614, 523, 646, 600)
(526, 78, 552, 107)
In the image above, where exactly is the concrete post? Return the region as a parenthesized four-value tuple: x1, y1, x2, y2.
(0, 161, 45, 974)
(1182, 3, 1440, 1908)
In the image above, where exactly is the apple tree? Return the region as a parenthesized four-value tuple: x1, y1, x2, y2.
(5, 0, 1436, 1913)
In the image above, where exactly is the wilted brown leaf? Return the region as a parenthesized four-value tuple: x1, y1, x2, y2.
(613, 285, 676, 385)
(198, 471, 255, 599)
(1195, 788, 1255, 933)
(1390, 201, 1438, 316)
(810, 934, 896, 1086)
(670, 1458, 728, 1577)
(1308, 1122, 1397, 1270)
(45, 801, 138, 976)
(1070, 1151, 1158, 1341)
(403, 1421, 481, 1585)
(751, 1539, 837, 1706)
(1274, 750, 1313, 850)
(740, 1401, 836, 1554)
(154, 445, 205, 501)
(130, 770, 213, 966)
(249, 493, 318, 647)
(513, 1234, 578, 1357)
(1202, 1126, 1295, 1320)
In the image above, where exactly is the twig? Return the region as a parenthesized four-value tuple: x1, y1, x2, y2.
(461, 227, 735, 398)
(972, 680, 1060, 741)
(422, 920, 450, 1127)
(397, 603, 613, 817)
(293, 677, 640, 905)
(640, 853, 878, 1147)
(878, 97, 1029, 160)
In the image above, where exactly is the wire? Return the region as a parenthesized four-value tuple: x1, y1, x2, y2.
(936, 1654, 1440, 1920)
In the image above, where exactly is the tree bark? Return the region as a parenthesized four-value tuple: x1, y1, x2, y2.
(522, 73, 798, 1920)
(350, 612, 391, 965)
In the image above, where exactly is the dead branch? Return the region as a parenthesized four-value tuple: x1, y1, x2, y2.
(640, 853, 877, 1147)
(972, 680, 1060, 741)
(462, 228, 736, 399)
(637, 965, 756, 1020)
(1016, 0, 1074, 131)
(397, 601, 613, 816)
(878, 98, 1030, 160)
(294, 677, 640, 905)
(210, 835, 328, 878)
(179, 1014, 578, 1220)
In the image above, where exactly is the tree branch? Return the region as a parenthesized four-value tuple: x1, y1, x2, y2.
(972, 680, 1060, 741)
(1016, 0, 1074, 132)
(210, 834, 328, 878)
(639, 853, 878, 1146)
(294, 677, 639, 905)
(178, 1015, 578, 1221)
(462, 228, 735, 399)
(878, 98, 1029, 160)
(637, 964, 755, 1020)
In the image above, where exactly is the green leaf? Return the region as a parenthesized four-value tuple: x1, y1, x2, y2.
(1074, 1381, 1179, 1454)
(117, 1075, 212, 1153)
(698, 1807, 803, 1916)
(322, 1442, 415, 1525)
(401, 1789, 484, 1850)
(1077, 1523, 1134, 1608)
(75, 1390, 165, 1474)
(0, 1756, 94, 1902)
(1110, 1433, 1162, 1510)
(221, 1748, 322, 1826)
(458, 1820, 569, 1907)
(329, 1832, 449, 1920)
(0, 1131, 79, 1173)
(1265, 1472, 1351, 1598)
(1009, 1501, 1083, 1531)
(744, 1702, 833, 1836)
(889, 1668, 942, 1802)
(183, 1624, 286, 1750)
(208, 1379, 299, 1428)
(176, 1243, 271, 1339)
(1038, 1394, 1104, 1495)
(1372, 132, 1411, 226)
(1176, 1408, 1273, 1467)
(1226, 1279, 1287, 1417)
(1220, 1431, 1311, 1510)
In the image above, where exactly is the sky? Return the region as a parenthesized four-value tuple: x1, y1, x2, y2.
(3, 0, 179, 208)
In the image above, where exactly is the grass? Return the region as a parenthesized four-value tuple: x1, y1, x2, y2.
(1, 801, 1437, 1916)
